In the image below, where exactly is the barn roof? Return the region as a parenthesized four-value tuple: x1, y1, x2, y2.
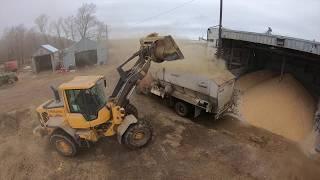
(207, 27, 320, 56)
(33, 44, 59, 57)
(41, 45, 59, 53)
(64, 38, 97, 53)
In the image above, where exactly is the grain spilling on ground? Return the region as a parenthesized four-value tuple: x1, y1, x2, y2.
(238, 73, 316, 142)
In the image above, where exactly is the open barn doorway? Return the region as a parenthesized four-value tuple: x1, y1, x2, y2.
(75, 50, 98, 67)
(221, 39, 320, 96)
(35, 54, 52, 73)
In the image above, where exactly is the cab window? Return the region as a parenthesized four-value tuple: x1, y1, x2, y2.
(65, 89, 100, 121)
(65, 81, 106, 121)
(65, 89, 81, 113)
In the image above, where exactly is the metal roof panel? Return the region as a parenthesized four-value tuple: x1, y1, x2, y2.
(41, 44, 59, 53)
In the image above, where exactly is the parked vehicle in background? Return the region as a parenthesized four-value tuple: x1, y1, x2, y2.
(0, 72, 18, 86)
(4, 60, 18, 72)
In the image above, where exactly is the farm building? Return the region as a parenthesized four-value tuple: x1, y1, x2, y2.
(208, 27, 320, 140)
(62, 38, 107, 69)
(207, 27, 320, 95)
(32, 45, 60, 73)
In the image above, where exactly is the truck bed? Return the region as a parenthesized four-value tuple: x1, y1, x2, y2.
(150, 68, 235, 117)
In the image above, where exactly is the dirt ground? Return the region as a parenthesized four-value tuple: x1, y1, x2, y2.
(1, 39, 320, 179)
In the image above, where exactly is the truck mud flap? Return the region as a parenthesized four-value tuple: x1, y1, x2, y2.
(194, 106, 202, 118)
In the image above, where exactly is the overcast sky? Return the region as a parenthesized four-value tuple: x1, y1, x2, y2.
(0, 0, 319, 40)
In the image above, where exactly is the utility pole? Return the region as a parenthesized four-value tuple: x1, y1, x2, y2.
(217, 0, 223, 58)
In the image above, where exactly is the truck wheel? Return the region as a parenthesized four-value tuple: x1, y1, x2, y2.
(174, 101, 189, 117)
(50, 130, 78, 157)
(126, 103, 138, 117)
(123, 119, 152, 149)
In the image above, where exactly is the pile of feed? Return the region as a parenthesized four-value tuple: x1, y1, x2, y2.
(235, 70, 277, 92)
(237, 72, 316, 142)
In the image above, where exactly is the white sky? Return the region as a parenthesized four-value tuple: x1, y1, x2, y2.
(0, 0, 319, 40)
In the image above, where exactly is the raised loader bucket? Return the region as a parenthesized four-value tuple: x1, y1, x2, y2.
(140, 33, 184, 63)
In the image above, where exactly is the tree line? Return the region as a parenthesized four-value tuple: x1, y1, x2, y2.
(0, 3, 107, 66)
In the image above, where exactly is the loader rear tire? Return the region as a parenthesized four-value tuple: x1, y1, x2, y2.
(125, 103, 138, 117)
(174, 101, 189, 117)
(50, 130, 78, 157)
(123, 119, 152, 149)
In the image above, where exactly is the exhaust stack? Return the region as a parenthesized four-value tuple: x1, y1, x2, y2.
(50, 86, 60, 102)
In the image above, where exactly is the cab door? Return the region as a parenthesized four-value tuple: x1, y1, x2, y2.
(64, 89, 91, 129)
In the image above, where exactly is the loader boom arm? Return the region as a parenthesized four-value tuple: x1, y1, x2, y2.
(110, 47, 152, 107)
(109, 34, 184, 108)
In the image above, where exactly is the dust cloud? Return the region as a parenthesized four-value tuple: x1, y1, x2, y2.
(107, 38, 141, 65)
(151, 40, 231, 79)
(133, 38, 233, 91)
(108, 37, 229, 79)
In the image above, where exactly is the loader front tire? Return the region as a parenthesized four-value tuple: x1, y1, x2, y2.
(50, 130, 78, 157)
(123, 119, 152, 149)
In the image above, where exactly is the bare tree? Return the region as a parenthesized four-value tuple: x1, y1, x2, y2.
(2, 25, 27, 65)
(62, 16, 76, 41)
(95, 21, 108, 41)
(51, 18, 64, 48)
(24, 28, 39, 58)
(0, 3, 109, 64)
(34, 14, 49, 42)
(15, 25, 26, 64)
(2, 28, 15, 60)
(75, 3, 97, 39)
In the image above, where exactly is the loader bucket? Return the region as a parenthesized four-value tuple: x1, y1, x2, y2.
(141, 34, 184, 63)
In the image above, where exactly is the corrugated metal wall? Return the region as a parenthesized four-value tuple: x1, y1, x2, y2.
(62, 38, 108, 69)
(97, 41, 108, 65)
(208, 27, 320, 56)
(63, 50, 75, 68)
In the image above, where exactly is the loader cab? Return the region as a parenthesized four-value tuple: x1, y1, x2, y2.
(59, 76, 111, 128)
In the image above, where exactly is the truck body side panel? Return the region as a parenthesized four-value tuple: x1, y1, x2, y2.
(150, 68, 235, 117)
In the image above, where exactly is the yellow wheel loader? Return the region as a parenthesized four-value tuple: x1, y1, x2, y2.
(36, 34, 184, 157)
